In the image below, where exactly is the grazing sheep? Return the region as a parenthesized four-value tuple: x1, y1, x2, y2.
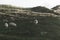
(34, 19, 38, 24)
(9, 22, 17, 27)
(4, 23, 8, 28)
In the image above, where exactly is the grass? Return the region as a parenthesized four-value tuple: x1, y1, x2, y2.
(0, 16, 60, 40)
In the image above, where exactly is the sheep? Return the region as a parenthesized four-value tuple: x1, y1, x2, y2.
(4, 23, 8, 28)
(34, 19, 39, 24)
(9, 22, 17, 27)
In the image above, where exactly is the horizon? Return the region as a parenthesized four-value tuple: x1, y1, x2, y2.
(0, 0, 60, 9)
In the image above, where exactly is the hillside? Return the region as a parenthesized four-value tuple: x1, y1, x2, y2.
(0, 5, 54, 13)
(30, 6, 54, 13)
(0, 5, 60, 40)
(0, 5, 57, 17)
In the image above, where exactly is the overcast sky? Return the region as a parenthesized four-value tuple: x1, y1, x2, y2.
(0, 0, 60, 9)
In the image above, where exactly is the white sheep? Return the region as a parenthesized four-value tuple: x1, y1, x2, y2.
(9, 22, 17, 27)
(34, 19, 38, 24)
(4, 23, 8, 27)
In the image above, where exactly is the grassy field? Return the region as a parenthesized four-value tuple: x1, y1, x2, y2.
(0, 16, 60, 40)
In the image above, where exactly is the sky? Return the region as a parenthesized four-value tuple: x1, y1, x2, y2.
(0, 0, 60, 9)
